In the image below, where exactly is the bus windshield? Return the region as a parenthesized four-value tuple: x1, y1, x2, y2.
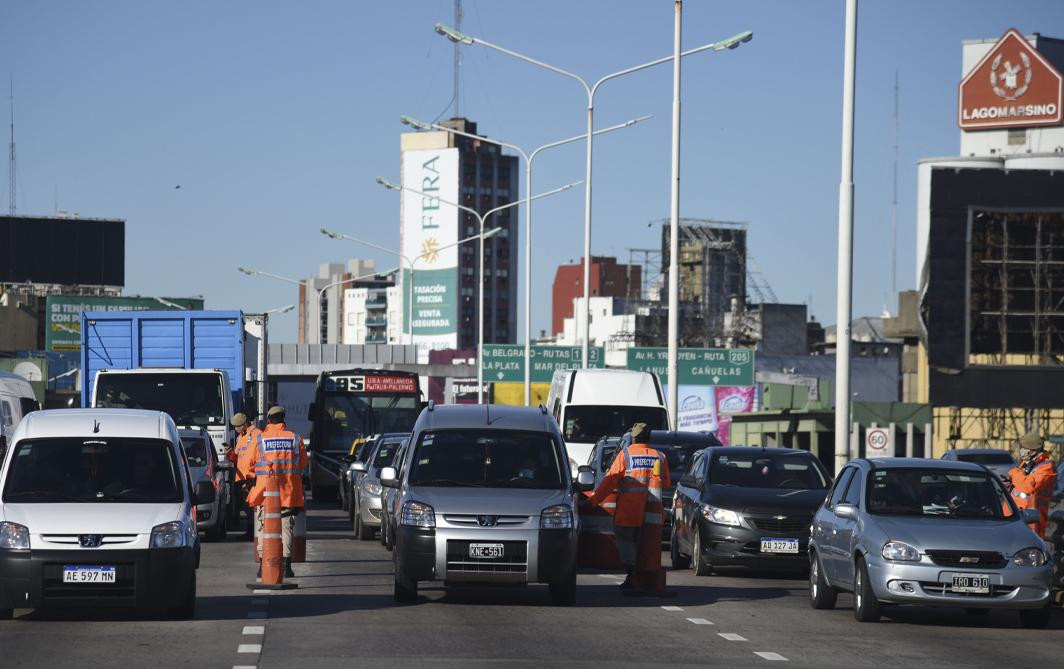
(316, 394, 420, 452)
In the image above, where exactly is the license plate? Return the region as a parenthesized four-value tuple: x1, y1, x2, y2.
(468, 543, 504, 559)
(62, 566, 116, 584)
(951, 574, 990, 594)
(760, 538, 799, 554)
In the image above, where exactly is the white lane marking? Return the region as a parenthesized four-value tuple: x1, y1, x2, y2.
(237, 644, 262, 653)
(250, 598, 268, 606)
(598, 574, 618, 578)
(661, 605, 684, 611)
(242, 625, 265, 635)
(233, 666, 257, 669)
(719, 633, 747, 641)
(754, 652, 789, 661)
(686, 617, 714, 625)
(252, 589, 272, 595)
(247, 611, 268, 619)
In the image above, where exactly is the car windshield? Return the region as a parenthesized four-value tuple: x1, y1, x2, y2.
(708, 452, 830, 489)
(867, 468, 1015, 519)
(563, 405, 668, 443)
(180, 436, 210, 468)
(656, 443, 704, 481)
(408, 430, 565, 490)
(372, 440, 403, 469)
(95, 373, 225, 427)
(3, 437, 182, 503)
(954, 452, 1015, 466)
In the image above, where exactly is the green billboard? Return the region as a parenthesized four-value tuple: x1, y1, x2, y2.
(45, 295, 204, 352)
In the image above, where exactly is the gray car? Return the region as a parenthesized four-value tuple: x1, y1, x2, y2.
(808, 458, 1052, 627)
(351, 433, 408, 540)
(383, 403, 593, 606)
(941, 448, 1016, 481)
(179, 427, 229, 542)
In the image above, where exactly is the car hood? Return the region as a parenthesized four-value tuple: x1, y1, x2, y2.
(706, 485, 828, 515)
(869, 514, 1040, 552)
(406, 486, 571, 516)
(2, 503, 185, 534)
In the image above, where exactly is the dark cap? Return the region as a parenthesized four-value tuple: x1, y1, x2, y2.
(630, 422, 650, 443)
(230, 412, 248, 428)
(267, 405, 286, 417)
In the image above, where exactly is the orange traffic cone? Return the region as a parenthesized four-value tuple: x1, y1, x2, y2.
(247, 465, 296, 590)
(632, 498, 669, 596)
(290, 509, 307, 563)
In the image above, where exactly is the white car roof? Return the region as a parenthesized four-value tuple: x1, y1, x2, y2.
(96, 368, 223, 375)
(566, 369, 664, 406)
(11, 408, 177, 442)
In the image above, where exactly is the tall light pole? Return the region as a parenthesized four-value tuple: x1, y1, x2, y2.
(400, 113, 652, 405)
(376, 176, 579, 404)
(436, 22, 752, 371)
(238, 266, 396, 344)
(320, 226, 502, 344)
(667, 1, 683, 430)
(834, 0, 858, 473)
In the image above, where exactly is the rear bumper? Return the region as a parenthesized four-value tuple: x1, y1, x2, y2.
(0, 546, 195, 610)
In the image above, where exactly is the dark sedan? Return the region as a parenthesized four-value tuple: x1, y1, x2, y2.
(671, 447, 831, 575)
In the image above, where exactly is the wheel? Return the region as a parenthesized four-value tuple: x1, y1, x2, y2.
(691, 529, 712, 577)
(384, 521, 394, 551)
(166, 570, 196, 620)
(358, 514, 375, 541)
(354, 510, 364, 540)
(394, 570, 418, 604)
(347, 492, 356, 523)
(205, 511, 224, 543)
(1019, 603, 1052, 629)
(379, 520, 388, 546)
(670, 528, 690, 570)
(853, 556, 880, 622)
(964, 608, 990, 616)
(808, 550, 837, 610)
(0, 608, 12, 620)
(549, 568, 578, 606)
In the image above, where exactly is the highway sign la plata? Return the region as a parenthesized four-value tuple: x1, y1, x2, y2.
(626, 347, 755, 386)
(481, 345, 604, 384)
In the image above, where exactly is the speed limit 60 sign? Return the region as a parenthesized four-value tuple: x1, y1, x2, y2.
(865, 427, 893, 459)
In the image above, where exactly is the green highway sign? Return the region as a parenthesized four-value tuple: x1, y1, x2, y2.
(626, 347, 755, 386)
(481, 345, 604, 384)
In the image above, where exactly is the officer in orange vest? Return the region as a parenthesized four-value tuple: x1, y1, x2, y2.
(588, 422, 670, 591)
(247, 405, 308, 578)
(229, 412, 262, 539)
(1007, 431, 1058, 536)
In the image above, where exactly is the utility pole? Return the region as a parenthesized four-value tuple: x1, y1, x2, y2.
(453, 0, 462, 118)
(666, 1, 682, 429)
(8, 74, 14, 215)
(891, 69, 898, 303)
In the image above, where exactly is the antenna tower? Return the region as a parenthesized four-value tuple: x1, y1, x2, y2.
(8, 74, 14, 215)
(453, 0, 462, 118)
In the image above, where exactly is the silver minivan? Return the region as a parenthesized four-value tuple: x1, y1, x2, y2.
(383, 403, 593, 606)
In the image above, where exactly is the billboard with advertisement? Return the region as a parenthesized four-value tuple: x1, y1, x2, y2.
(44, 295, 204, 352)
(400, 147, 460, 351)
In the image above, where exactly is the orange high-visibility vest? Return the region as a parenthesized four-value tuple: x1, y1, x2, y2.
(234, 425, 261, 482)
(247, 423, 307, 508)
(590, 443, 670, 528)
(1009, 452, 1058, 535)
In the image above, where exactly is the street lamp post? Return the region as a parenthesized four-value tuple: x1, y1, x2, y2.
(376, 176, 579, 404)
(436, 22, 752, 372)
(400, 113, 652, 405)
(320, 226, 502, 345)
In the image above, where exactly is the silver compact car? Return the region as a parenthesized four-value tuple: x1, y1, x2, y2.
(351, 433, 408, 540)
(179, 428, 228, 542)
(383, 403, 593, 606)
(808, 458, 1052, 627)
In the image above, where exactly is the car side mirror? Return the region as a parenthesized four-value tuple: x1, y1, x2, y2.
(380, 466, 398, 488)
(351, 461, 368, 473)
(193, 480, 216, 505)
(574, 466, 595, 492)
(834, 503, 857, 519)
(1021, 508, 1041, 525)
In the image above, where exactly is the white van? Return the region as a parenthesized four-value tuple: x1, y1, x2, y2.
(546, 369, 670, 473)
(0, 372, 40, 457)
(0, 409, 211, 620)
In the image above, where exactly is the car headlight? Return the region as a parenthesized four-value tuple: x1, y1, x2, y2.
(0, 521, 30, 550)
(701, 504, 741, 527)
(1013, 547, 1047, 567)
(401, 501, 436, 528)
(881, 540, 920, 562)
(541, 504, 574, 529)
(150, 521, 188, 548)
(362, 481, 383, 496)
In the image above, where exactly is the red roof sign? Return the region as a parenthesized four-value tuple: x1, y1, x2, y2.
(958, 28, 1063, 130)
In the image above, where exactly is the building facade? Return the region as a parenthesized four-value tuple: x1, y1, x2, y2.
(551, 256, 641, 338)
(297, 259, 378, 345)
(342, 281, 402, 345)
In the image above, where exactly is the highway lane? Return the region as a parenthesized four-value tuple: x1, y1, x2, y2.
(2, 502, 1062, 668)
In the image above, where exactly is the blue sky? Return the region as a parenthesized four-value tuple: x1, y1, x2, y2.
(4, 0, 1063, 342)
